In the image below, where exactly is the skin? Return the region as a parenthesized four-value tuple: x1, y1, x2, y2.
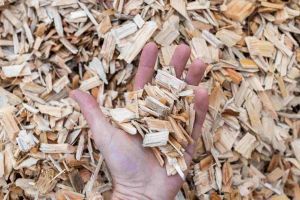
(70, 43, 208, 200)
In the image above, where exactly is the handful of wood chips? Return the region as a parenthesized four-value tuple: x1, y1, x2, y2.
(106, 67, 196, 179)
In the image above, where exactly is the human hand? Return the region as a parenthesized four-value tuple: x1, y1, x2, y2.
(70, 43, 208, 200)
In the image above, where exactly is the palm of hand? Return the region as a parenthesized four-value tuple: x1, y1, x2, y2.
(71, 43, 208, 200)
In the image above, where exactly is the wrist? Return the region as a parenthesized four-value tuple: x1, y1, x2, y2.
(112, 188, 151, 200)
(112, 184, 174, 200)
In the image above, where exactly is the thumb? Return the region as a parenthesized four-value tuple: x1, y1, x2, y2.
(70, 89, 117, 155)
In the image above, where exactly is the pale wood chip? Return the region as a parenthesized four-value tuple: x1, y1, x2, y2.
(2, 63, 31, 78)
(119, 21, 157, 63)
(79, 76, 102, 91)
(110, 107, 136, 123)
(16, 130, 38, 152)
(143, 131, 169, 147)
(154, 15, 180, 46)
(170, 0, 189, 19)
(112, 22, 138, 41)
(146, 118, 174, 132)
(291, 139, 300, 163)
(3, 9, 22, 28)
(76, 133, 85, 160)
(119, 122, 137, 135)
(155, 69, 187, 93)
(1, 112, 19, 141)
(235, 133, 258, 159)
(202, 30, 224, 48)
(267, 167, 284, 183)
(133, 14, 145, 28)
(52, 0, 77, 6)
(48, 6, 64, 37)
(40, 143, 76, 154)
(53, 75, 70, 93)
(187, 1, 210, 10)
(216, 29, 242, 47)
(0, 152, 4, 178)
(89, 57, 108, 84)
(37, 104, 62, 118)
(223, 0, 255, 22)
(245, 36, 276, 58)
(59, 38, 78, 54)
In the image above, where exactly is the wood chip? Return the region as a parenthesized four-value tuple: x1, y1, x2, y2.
(143, 131, 169, 147)
(40, 143, 76, 154)
(53, 75, 70, 93)
(79, 76, 102, 91)
(2, 63, 31, 78)
(1, 112, 19, 141)
(112, 22, 138, 41)
(170, 0, 189, 19)
(49, 7, 64, 37)
(202, 30, 224, 48)
(245, 36, 276, 58)
(216, 29, 242, 47)
(119, 21, 157, 63)
(88, 57, 108, 84)
(155, 69, 187, 93)
(235, 133, 258, 159)
(291, 139, 300, 162)
(3, 9, 22, 29)
(267, 167, 285, 183)
(223, 0, 255, 22)
(133, 14, 145, 28)
(16, 130, 38, 152)
(154, 15, 180, 46)
(0, 152, 4, 178)
(110, 108, 136, 123)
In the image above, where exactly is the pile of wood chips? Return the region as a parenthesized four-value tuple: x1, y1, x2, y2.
(106, 68, 196, 180)
(0, 0, 299, 199)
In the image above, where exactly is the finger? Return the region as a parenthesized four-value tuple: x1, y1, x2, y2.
(185, 87, 209, 156)
(134, 42, 158, 90)
(170, 44, 191, 78)
(70, 90, 118, 155)
(185, 59, 207, 86)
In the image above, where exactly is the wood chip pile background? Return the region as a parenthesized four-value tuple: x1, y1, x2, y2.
(0, 0, 299, 199)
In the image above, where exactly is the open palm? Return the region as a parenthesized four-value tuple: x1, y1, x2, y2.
(70, 43, 208, 200)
